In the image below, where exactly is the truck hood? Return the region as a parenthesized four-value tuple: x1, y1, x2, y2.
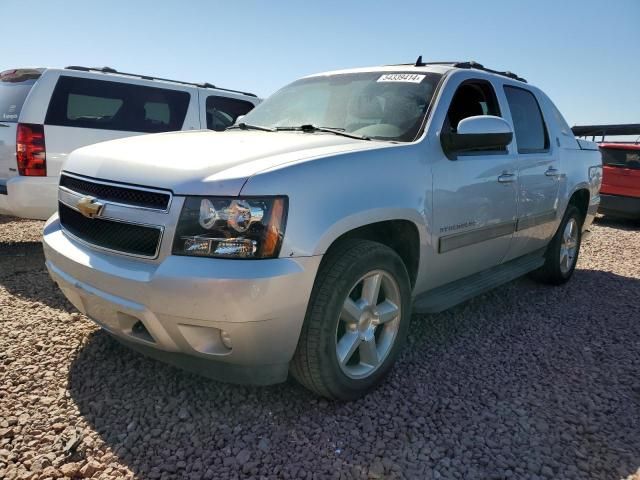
(64, 130, 383, 196)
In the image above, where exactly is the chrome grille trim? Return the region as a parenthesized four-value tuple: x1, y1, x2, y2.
(60, 172, 173, 213)
(57, 174, 172, 259)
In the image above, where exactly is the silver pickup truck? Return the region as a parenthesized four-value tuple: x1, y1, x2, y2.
(43, 60, 602, 399)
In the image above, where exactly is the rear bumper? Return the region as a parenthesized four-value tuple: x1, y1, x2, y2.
(598, 193, 640, 219)
(0, 176, 58, 220)
(43, 215, 322, 385)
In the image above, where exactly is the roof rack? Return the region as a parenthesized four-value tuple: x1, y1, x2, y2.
(389, 57, 527, 83)
(452, 61, 527, 83)
(64, 66, 257, 97)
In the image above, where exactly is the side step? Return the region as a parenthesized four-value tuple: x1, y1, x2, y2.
(413, 249, 546, 314)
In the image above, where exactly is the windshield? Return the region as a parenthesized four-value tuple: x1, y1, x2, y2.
(240, 71, 442, 142)
(0, 69, 41, 122)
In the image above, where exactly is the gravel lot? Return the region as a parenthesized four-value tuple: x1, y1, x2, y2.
(1, 214, 639, 480)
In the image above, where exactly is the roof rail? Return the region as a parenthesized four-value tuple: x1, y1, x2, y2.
(387, 57, 527, 83)
(452, 61, 527, 83)
(64, 66, 258, 97)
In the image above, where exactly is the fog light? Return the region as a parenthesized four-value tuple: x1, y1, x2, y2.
(220, 330, 232, 349)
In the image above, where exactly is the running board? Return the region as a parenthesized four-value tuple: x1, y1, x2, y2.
(413, 249, 546, 314)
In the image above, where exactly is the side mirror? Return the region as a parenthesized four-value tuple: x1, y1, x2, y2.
(440, 115, 513, 159)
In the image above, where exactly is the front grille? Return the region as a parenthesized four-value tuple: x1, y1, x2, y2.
(59, 203, 161, 257)
(60, 175, 171, 210)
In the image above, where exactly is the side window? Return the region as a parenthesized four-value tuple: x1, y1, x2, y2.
(45, 76, 190, 133)
(206, 96, 255, 131)
(444, 80, 501, 132)
(504, 86, 549, 153)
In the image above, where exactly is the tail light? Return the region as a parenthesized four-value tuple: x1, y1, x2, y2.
(16, 123, 46, 176)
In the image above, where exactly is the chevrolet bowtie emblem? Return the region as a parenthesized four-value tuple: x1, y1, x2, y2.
(76, 196, 104, 219)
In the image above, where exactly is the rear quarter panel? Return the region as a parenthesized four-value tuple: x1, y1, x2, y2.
(536, 91, 601, 230)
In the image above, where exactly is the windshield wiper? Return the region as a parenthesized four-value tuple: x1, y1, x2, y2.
(226, 122, 276, 132)
(275, 124, 371, 141)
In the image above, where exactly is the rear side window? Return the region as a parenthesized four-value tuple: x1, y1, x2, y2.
(504, 86, 549, 153)
(0, 69, 41, 122)
(206, 95, 255, 131)
(45, 76, 190, 133)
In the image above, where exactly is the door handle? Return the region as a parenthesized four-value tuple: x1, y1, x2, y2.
(498, 173, 516, 183)
(545, 167, 560, 177)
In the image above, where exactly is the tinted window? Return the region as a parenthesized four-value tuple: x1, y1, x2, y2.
(45, 76, 190, 133)
(504, 86, 549, 153)
(67, 93, 123, 120)
(206, 96, 255, 131)
(445, 80, 501, 131)
(0, 69, 41, 122)
(601, 147, 640, 169)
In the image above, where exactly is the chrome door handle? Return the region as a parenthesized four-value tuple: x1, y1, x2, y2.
(545, 167, 560, 177)
(498, 173, 516, 183)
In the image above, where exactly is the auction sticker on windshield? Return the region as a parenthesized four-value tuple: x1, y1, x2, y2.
(377, 73, 426, 83)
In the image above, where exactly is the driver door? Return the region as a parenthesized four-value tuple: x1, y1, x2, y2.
(426, 78, 518, 290)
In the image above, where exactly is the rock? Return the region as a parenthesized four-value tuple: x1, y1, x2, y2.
(79, 460, 101, 477)
(40, 466, 61, 478)
(368, 460, 384, 479)
(236, 448, 251, 465)
(177, 408, 190, 421)
(258, 437, 270, 452)
(59, 462, 80, 477)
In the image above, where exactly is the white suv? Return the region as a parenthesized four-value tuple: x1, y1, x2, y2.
(0, 67, 259, 219)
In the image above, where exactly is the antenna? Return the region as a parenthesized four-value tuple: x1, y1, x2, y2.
(415, 55, 426, 67)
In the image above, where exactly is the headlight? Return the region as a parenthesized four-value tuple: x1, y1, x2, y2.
(172, 196, 287, 259)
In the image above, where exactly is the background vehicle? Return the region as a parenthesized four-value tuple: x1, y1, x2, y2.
(573, 124, 640, 219)
(0, 67, 259, 220)
(43, 60, 602, 399)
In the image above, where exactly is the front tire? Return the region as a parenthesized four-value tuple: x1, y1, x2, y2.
(531, 205, 583, 285)
(290, 240, 412, 400)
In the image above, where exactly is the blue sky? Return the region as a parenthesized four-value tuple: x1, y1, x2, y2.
(3, 0, 638, 126)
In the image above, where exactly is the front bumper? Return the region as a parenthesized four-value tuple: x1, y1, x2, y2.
(599, 193, 640, 219)
(43, 215, 321, 385)
(0, 176, 59, 220)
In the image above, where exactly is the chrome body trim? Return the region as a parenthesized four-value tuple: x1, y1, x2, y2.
(58, 183, 165, 260)
(60, 171, 173, 213)
(438, 221, 516, 253)
(515, 209, 557, 231)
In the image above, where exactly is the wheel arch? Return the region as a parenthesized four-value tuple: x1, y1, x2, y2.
(567, 185, 590, 224)
(317, 214, 423, 288)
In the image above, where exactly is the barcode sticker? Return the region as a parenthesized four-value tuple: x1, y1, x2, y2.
(377, 73, 426, 83)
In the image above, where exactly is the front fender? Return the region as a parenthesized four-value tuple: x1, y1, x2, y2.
(313, 207, 427, 256)
(238, 144, 433, 259)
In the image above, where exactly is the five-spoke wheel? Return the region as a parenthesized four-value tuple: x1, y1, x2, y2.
(291, 240, 411, 400)
(336, 270, 401, 379)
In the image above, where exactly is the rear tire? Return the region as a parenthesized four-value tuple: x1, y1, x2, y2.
(531, 205, 583, 285)
(290, 239, 412, 400)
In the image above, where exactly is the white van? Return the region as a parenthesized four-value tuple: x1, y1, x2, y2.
(0, 67, 259, 219)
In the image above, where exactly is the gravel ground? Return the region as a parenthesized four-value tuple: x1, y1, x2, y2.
(0, 214, 639, 480)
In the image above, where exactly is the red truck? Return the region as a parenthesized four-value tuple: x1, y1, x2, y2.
(573, 124, 640, 219)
